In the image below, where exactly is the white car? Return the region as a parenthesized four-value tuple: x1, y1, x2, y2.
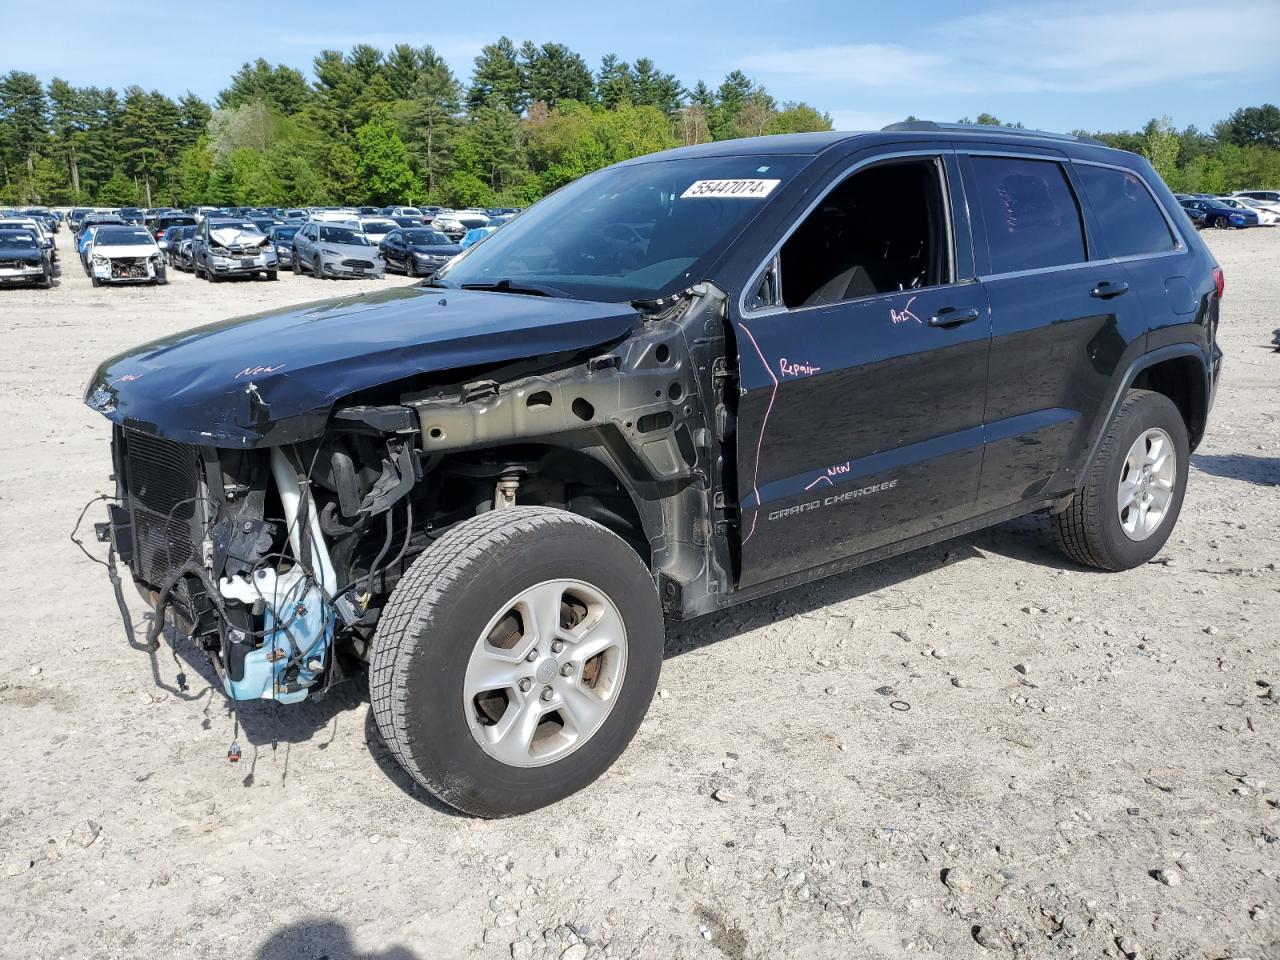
(1232, 189, 1280, 204)
(87, 225, 167, 286)
(1218, 196, 1279, 225)
(358, 217, 399, 242)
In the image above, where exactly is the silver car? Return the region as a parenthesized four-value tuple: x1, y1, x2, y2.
(292, 221, 385, 279)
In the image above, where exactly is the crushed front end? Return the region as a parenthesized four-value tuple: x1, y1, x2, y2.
(99, 424, 424, 704)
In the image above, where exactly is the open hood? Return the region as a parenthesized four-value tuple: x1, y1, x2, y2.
(85, 285, 640, 447)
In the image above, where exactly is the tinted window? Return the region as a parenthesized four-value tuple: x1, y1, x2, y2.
(404, 229, 450, 245)
(1077, 166, 1175, 258)
(778, 158, 950, 309)
(318, 226, 370, 245)
(437, 154, 810, 301)
(972, 156, 1085, 274)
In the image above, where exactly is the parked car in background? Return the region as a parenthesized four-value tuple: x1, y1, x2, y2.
(80, 212, 125, 238)
(378, 227, 462, 276)
(251, 216, 283, 234)
(1180, 204, 1208, 229)
(0, 227, 53, 287)
(433, 210, 489, 240)
(383, 206, 431, 222)
(358, 217, 398, 242)
(1221, 195, 1280, 224)
(0, 216, 56, 264)
(118, 207, 144, 225)
(292, 221, 385, 279)
(168, 225, 198, 270)
(460, 225, 497, 249)
(191, 218, 278, 282)
(267, 224, 302, 269)
(86, 225, 166, 286)
(1180, 198, 1255, 229)
(150, 212, 198, 241)
(1232, 189, 1280, 204)
(389, 215, 426, 230)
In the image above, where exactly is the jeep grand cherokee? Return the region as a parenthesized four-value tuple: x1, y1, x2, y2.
(85, 123, 1223, 817)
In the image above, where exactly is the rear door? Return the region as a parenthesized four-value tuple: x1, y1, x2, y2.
(961, 150, 1148, 512)
(732, 147, 992, 589)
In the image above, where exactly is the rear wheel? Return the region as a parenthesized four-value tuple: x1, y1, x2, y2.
(1052, 389, 1188, 570)
(292, 251, 302, 274)
(370, 506, 663, 817)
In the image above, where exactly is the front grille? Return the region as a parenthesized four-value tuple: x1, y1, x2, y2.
(341, 258, 374, 269)
(0, 258, 37, 269)
(121, 430, 203, 586)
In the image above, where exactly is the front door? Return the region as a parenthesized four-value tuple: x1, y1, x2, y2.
(733, 152, 991, 589)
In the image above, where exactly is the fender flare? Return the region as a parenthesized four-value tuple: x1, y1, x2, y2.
(1080, 342, 1211, 476)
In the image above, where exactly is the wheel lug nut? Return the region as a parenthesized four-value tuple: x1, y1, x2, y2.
(540, 686, 554, 701)
(519, 678, 532, 692)
(560, 662, 573, 677)
(551, 640, 564, 653)
(526, 650, 538, 662)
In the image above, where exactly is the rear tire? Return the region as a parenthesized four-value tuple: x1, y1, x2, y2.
(1052, 389, 1188, 571)
(265, 269, 278, 281)
(370, 506, 663, 817)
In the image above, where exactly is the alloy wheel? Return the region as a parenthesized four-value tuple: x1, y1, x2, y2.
(462, 579, 628, 768)
(1117, 427, 1176, 541)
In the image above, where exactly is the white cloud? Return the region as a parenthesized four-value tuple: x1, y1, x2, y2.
(740, 0, 1280, 95)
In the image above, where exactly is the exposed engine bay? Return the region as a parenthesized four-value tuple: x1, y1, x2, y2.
(92, 283, 737, 704)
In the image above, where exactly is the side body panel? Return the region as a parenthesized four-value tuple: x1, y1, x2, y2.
(729, 146, 992, 589)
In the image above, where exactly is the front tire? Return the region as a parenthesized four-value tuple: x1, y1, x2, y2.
(1052, 389, 1188, 571)
(370, 506, 663, 817)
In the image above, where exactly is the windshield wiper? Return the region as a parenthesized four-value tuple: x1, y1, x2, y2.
(460, 278, 571, 299)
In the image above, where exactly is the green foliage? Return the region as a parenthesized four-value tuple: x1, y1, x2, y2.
(95, 168, 138, 205)
(355, 108, 420, 204)
(4, 45, 1277, 211)
(1142, 116, 1180, 184)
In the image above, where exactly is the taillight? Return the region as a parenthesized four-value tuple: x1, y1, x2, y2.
(1212, 266, 1225, 300)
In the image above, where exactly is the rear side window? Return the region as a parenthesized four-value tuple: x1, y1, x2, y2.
(971, 156, 1085, 274)
(1076, 165, 1176, 258)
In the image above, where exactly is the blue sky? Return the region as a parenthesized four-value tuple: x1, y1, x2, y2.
(11, 0, 1279, 133)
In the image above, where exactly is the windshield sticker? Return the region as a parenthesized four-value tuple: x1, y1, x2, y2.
(681, 179, 780, 200)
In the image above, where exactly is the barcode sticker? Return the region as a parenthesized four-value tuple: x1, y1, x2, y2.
(681, 179, 781, 199)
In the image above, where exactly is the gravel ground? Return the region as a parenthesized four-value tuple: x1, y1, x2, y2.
(0, 228, 1277, 960)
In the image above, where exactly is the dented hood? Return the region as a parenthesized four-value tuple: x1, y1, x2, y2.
(209, 226, 267, 248)
(85, 284, 639, 447)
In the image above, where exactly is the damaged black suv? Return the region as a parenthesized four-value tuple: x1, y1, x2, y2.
(86, 123, 1223, 816)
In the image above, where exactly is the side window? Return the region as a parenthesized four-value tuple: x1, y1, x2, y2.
(1077, 165, 1175, 258)
(777, 157, 951, 310)
(386, 231, 400, 244)
(971, 156, 1085, 274)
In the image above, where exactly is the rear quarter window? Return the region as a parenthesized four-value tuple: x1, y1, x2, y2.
(1077, 165, 1176, 258)
(971, 155, 1086, 274)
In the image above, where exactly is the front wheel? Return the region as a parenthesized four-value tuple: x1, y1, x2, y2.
(1214, 215, 1231, 229)
(1052, 389, 1189, 570)
(370, 506, 663, 817)
(406, 256, 417, 277)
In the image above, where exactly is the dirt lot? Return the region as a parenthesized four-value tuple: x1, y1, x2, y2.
(1, 227, 1277, 960)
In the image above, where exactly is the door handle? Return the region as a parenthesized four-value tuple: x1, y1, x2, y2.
(928, 306, 981, 328)
(1090, 280, 1130, 299)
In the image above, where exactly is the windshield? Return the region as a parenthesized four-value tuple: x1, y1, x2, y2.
(0, 230, 38, 250)
(437, 154, 809, 300)
(404, 229, 451, 245)
(273, 227, 299, 240)
(318, 226, 370, 245)
(362, 221, 396, 236)
(96, 227, 155, 245)
(211, 221, 261, 233)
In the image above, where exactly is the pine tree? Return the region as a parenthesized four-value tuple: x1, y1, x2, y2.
(468, 38, 525, 114)
(405, 46, 462, 198)
(596, 55, 634, 109)
(522, 43, 594, 108)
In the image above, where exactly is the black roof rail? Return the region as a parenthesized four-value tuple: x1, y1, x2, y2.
(881, 120, 1106, 148)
